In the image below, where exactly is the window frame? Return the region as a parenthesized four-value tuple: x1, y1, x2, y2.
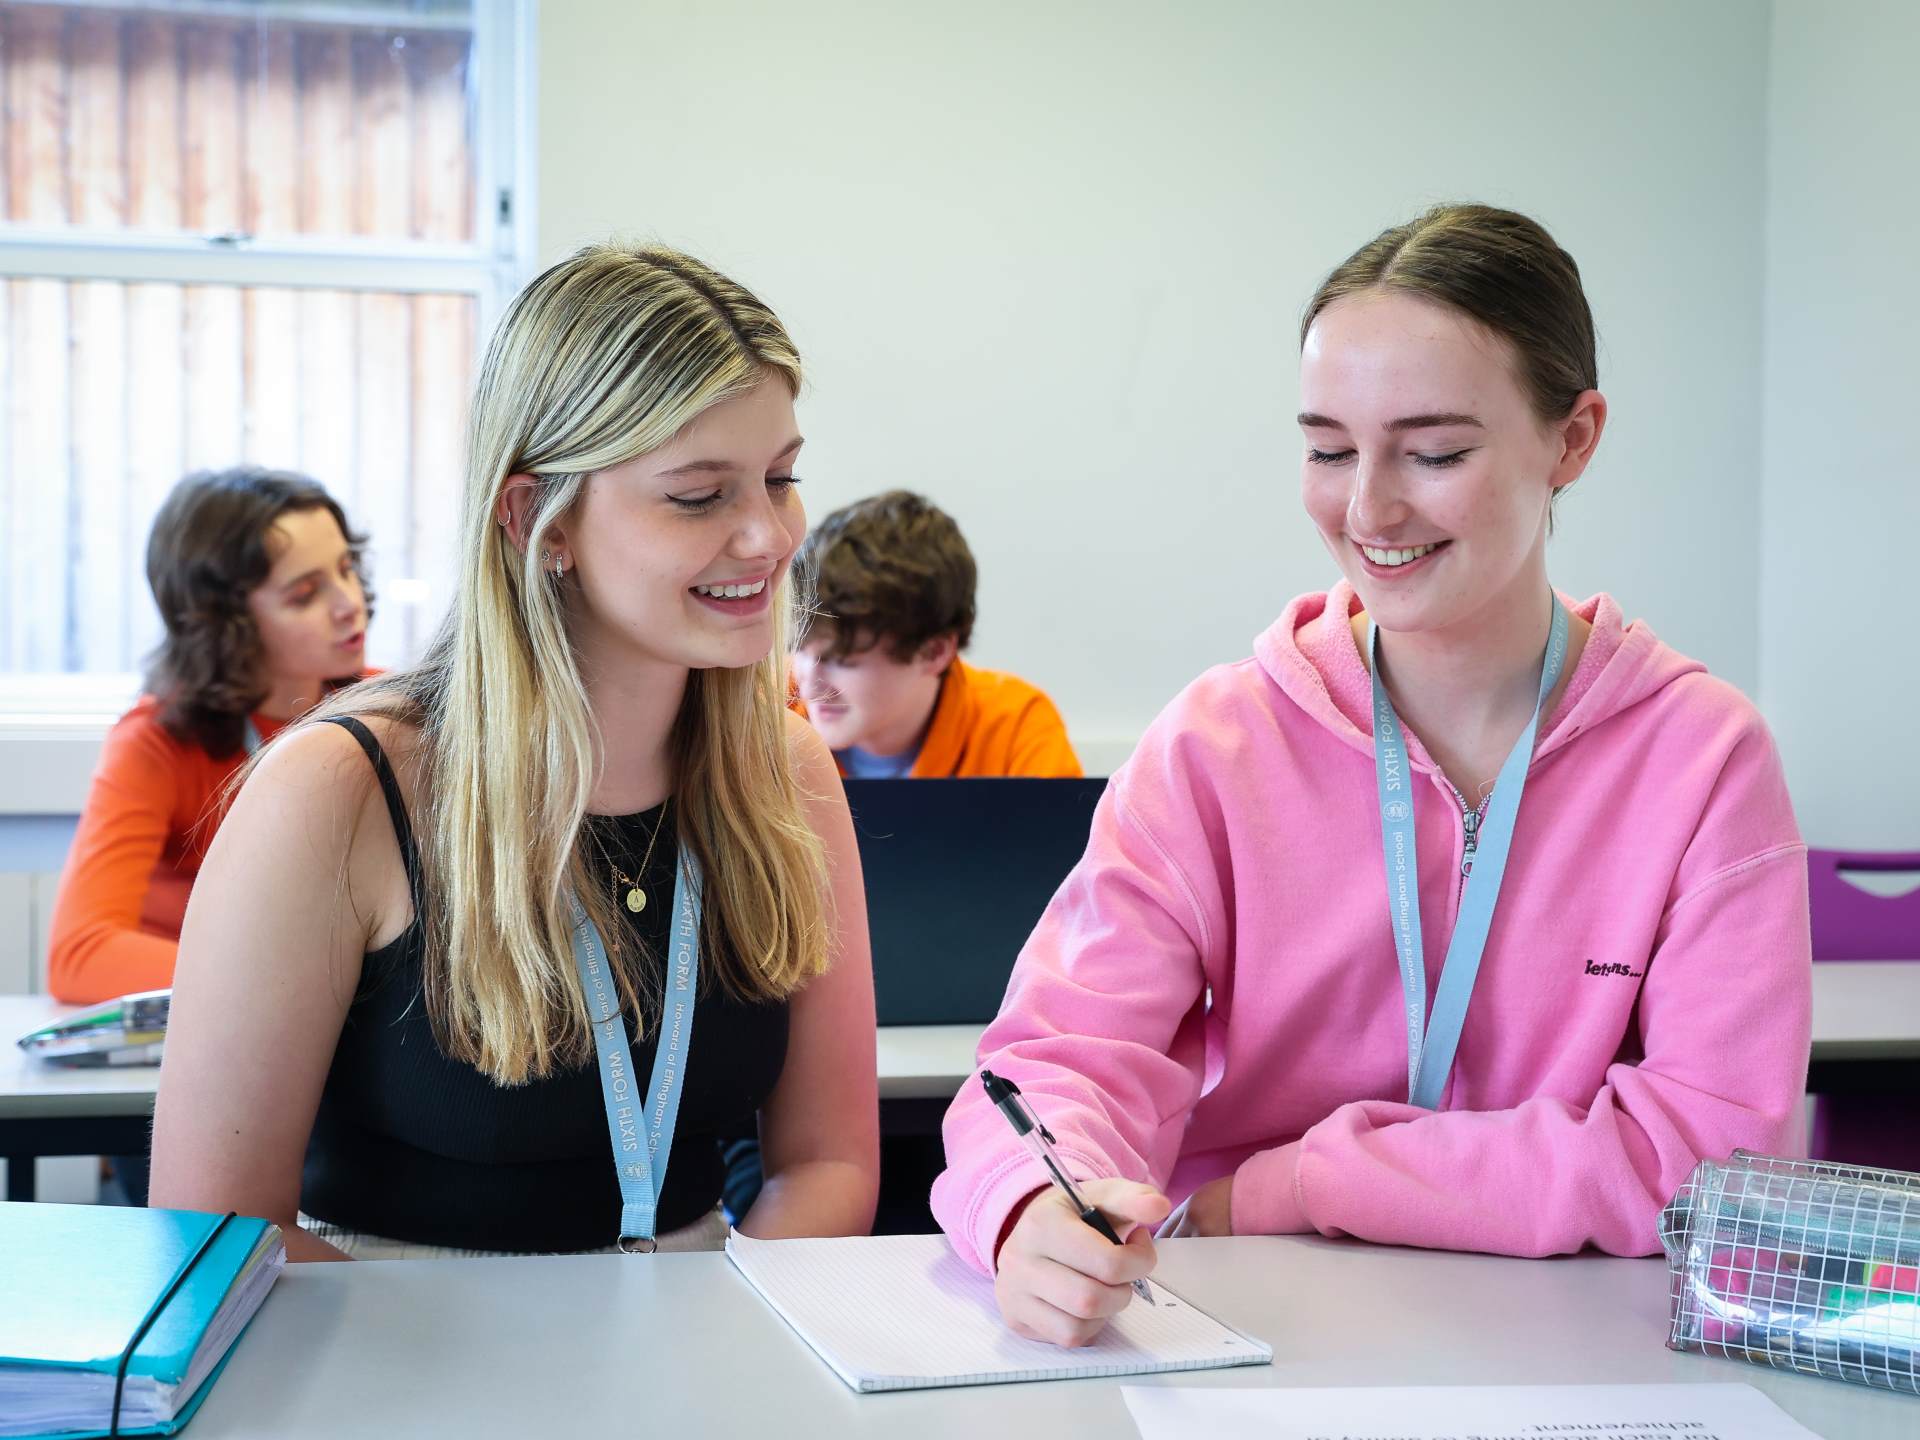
(0, 0, 535, 774)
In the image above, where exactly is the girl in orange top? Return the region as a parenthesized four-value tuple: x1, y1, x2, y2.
(48, 467, 372, 1004)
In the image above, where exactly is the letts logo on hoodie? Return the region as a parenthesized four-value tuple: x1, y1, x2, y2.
(1583, 959, 1644, 979)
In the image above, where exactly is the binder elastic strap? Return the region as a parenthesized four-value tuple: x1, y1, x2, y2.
(111, 1210, 236, 1437)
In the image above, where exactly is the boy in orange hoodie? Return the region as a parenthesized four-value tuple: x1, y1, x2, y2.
(791, 491, 1080, 779)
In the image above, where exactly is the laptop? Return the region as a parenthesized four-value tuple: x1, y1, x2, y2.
(842, 777, 1107, 1026)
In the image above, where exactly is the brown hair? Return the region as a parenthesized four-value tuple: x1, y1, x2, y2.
(796, 490, 977, 662)
(144, 466, 371, 756)
(1300, 203, 1598, 424)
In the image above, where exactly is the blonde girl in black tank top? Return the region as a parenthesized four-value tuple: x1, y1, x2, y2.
(150, 245, 881, 1260)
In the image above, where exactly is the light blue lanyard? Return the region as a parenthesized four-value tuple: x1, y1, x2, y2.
(1370, 596, 1569, 1110)
(569, 842, 703, 1252)
(242, 719, 262, 755)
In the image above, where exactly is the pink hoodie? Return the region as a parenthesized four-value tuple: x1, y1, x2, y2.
(932, 584, 1810, 1269)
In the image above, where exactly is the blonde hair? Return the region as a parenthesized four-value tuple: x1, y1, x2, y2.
(310, 242, 828, 1084)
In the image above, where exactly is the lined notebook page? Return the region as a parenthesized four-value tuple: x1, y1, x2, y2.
(725, 1232, 1272, 1393)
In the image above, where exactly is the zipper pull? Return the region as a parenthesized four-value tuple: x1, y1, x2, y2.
(1460, 806, 1480, 878)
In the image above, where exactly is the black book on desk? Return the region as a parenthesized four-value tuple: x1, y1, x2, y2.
(844, 778, 1107, 1027)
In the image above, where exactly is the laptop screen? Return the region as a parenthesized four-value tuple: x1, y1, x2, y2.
(842, 777, 1107, 1026)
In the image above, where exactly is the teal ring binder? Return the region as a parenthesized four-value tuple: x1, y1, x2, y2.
(108, 1211, 235, 1437)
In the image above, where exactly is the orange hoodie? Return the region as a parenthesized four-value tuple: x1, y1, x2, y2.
(810, 658, 1082, 779)
(49, 698, 291, 1003)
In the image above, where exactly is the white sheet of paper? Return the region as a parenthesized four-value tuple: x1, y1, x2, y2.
(1121, 1382, 1823, 1440)
(725, 1232, 1270, 1392)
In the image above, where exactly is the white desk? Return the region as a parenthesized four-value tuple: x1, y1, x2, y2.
(1802, 960, 1920, 1062)
(865, 962, 1920, 1075)
(183, 1235, 1913, 1438)
(0, 996, 986, 1200)
(873, 1022, 982, 1099)
(8, 963, 1920, 1198)
(0, 999, 981, 1115)
(0, 996, 164, 1122)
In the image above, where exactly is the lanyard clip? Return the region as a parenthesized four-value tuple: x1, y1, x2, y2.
(618, 1234, 658, 1254)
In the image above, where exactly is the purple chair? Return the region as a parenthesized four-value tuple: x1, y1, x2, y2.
(1806, 849, 1920, 1171)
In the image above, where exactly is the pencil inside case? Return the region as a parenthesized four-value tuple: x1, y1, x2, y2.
(1660, 1149, 1920, 1396)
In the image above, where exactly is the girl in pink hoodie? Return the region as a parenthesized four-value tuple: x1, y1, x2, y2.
(932, 204, 1811, 1347)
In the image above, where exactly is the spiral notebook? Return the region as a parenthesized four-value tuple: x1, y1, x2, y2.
(725, 1232, 1272, 1393)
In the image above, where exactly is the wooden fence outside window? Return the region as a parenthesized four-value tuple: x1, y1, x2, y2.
(1, 1, 483, 674)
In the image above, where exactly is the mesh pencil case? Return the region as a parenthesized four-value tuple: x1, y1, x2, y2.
(1660, 1149, 1920, 1396)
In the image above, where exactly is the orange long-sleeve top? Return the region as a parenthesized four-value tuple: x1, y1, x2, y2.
(907, 659, 1082, 778)
(46, 697, 292, 1004)
(797, 658, 1083, 779)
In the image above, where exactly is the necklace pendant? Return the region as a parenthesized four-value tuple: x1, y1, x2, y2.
(626, 886, 646, 914)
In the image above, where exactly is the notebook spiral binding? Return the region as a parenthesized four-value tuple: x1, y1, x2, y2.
(1660, 1150, 1920, 1397)
(108, 1211, 236, 1436)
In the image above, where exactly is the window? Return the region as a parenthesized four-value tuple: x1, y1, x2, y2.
(0, 0, 532, 686)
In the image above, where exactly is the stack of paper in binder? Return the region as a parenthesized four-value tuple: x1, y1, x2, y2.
(0, 1203, 284, 1437)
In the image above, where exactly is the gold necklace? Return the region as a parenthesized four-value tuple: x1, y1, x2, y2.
(609, 801, 669, 914)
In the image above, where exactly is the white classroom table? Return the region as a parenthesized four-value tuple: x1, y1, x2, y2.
(0, 997, 981, 1115)
(6, 963, 1920, 1196)
(181, 1234, 1916, 1438)
(1802, 960, 1920, 1062)
(8, 962, 1920, 1117)
(0, 997, 988, 1200)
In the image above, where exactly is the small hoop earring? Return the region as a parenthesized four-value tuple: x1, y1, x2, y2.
(539, 549, 551, 568)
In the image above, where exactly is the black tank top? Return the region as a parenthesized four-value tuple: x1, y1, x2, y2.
(299, 717, 789, 1251)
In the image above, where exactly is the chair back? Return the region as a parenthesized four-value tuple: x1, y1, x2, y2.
(1805, 848, 1920, 1171)
(1807, 849, 1920, 961)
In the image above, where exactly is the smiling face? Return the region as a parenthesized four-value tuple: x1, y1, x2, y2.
(790, 631, 955, 756)
(1298, 290, 1599, 638)
(244, 506, 368, 695)
(557, 374, 808, 675)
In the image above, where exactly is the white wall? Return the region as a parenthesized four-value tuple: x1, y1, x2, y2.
(6, 2, 1913, 988)
(1760, 1, 1920, 849)
(538, 0, 1770, 766)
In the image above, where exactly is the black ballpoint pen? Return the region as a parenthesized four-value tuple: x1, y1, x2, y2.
(981, 1069, 1156, 1305)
